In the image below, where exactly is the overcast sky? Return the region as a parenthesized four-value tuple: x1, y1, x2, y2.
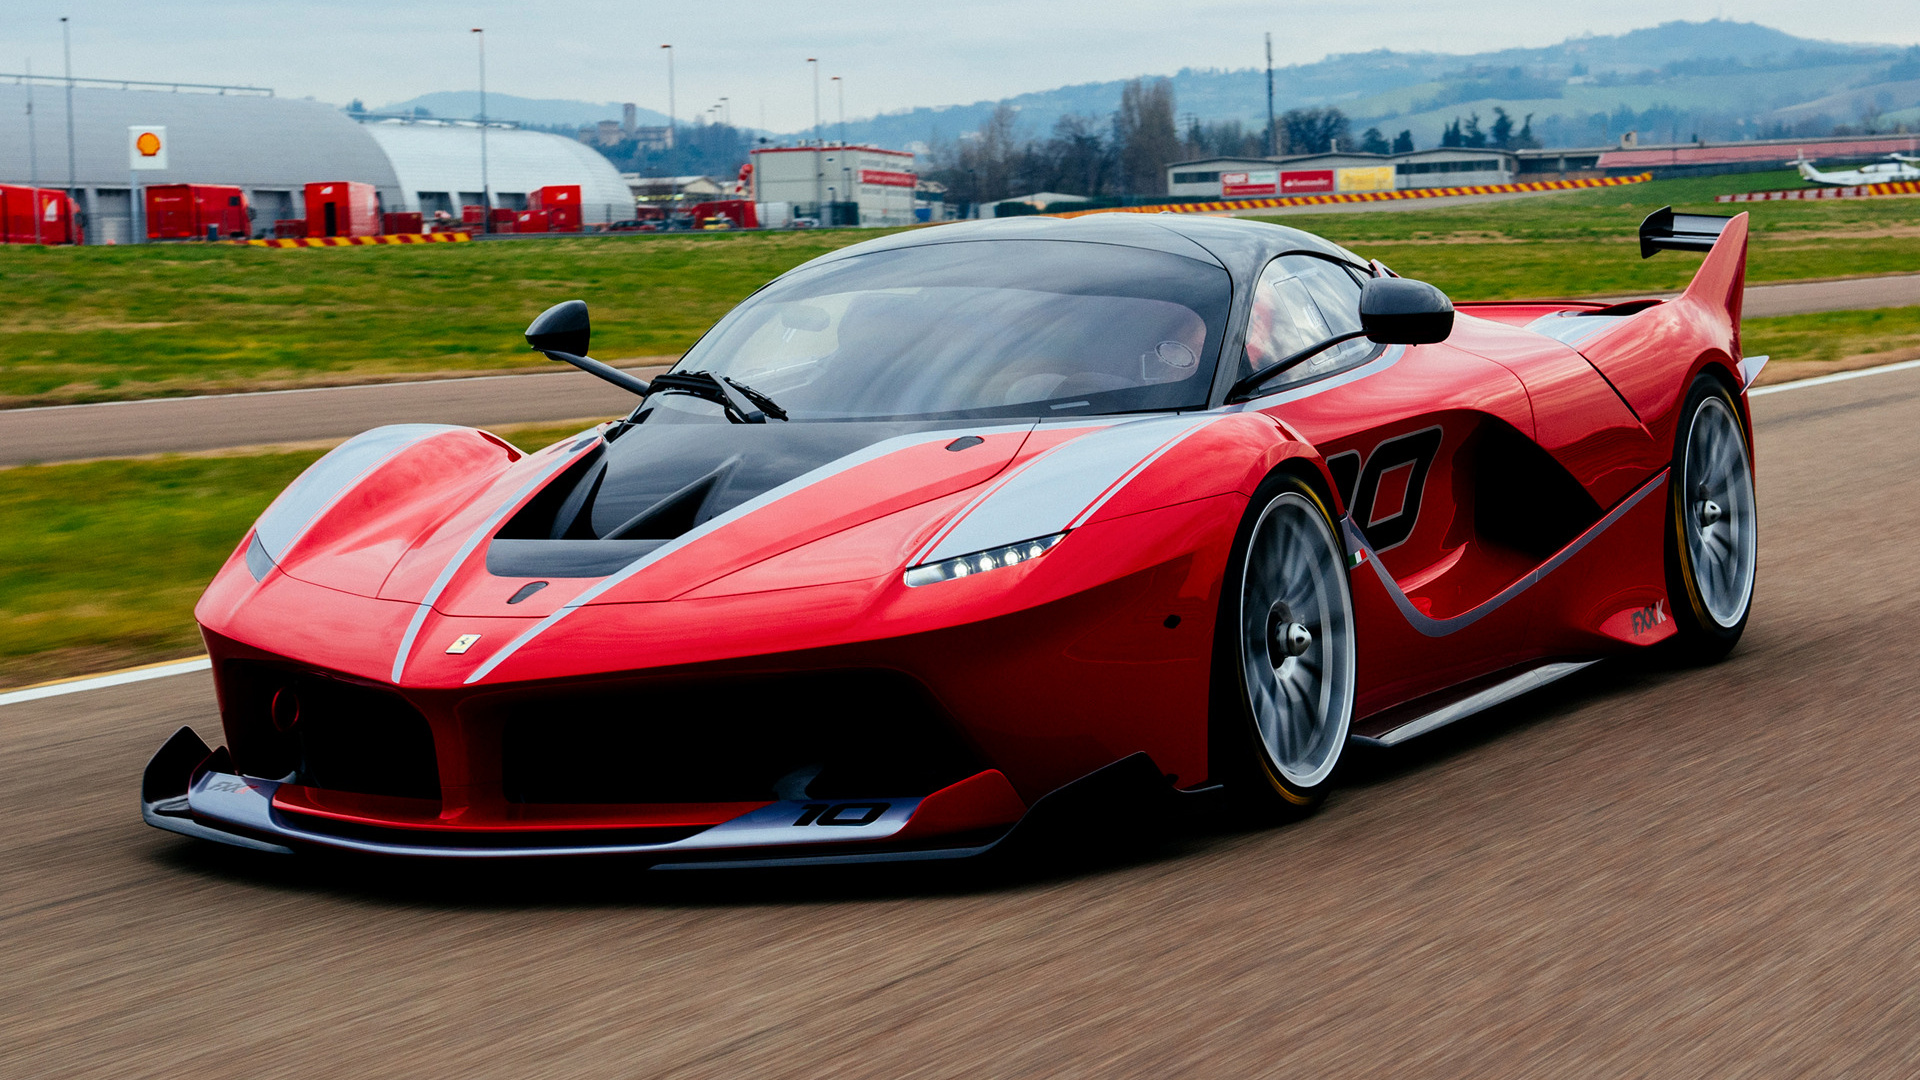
(4, 1, 1917, 132)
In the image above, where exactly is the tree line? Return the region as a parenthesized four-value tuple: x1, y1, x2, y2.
(1438, 107, 1540, 149)
(925, 78, 1415, 204)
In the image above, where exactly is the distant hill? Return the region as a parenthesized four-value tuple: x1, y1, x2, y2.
(375, 21, 1919, 154)
(371, 91, 672, 130)
(834, 20, 1914, 151)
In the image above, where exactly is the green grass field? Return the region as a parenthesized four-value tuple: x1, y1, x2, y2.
(1269, 170, 1920, 299)
(0, 171, 1915, 406)
(0, 420, 593, 687)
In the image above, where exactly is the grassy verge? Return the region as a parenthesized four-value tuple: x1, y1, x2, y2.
(0, 419, 598, 688)
(0, 231, 886, 406)
(2, 170, 1916, 406)
(1745, 307, 1920, 383)
(1268, 171, 1920, 299)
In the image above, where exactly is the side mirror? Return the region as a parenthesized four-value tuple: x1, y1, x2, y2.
(1360, 277, 1453, 345)
(526, 300, 591, 357)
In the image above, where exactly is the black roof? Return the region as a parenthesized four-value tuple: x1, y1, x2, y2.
(801, 213, 1365, 285)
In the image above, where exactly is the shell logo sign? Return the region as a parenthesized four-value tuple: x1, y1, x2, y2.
(128, 125, 169, 170)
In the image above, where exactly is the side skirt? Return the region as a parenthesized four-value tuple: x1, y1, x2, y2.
(1349, 660, 1598, 748)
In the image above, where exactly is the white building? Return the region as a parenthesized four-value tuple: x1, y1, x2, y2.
(750, 144, 917, 227)
(1389, 148, 1515, 188)
(360, 119, 633, 223)
(0, 79, 634, 240)
(624, 174, 728, 200)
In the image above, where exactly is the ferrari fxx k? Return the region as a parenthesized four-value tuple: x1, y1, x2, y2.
(144, 207, 1760, 866)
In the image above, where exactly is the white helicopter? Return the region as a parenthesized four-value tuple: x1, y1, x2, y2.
(1791, 151, 1920, 186)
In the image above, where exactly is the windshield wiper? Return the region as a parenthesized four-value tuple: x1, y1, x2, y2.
(646, 370, 789, 423)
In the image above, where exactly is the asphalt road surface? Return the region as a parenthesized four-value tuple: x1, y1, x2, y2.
(2, 275, 1916, 467)
(4, 364, 1918, 1078)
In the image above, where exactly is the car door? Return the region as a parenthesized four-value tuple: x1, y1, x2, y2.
(1243, 255, 1550, 718)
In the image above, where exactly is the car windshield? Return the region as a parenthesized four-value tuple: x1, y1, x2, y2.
(667, 239, 1233, 420)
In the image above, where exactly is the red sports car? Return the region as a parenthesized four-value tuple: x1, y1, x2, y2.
(143, 208, 1759, 866)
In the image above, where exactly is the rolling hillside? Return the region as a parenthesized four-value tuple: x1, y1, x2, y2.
(374, 21, 1919, 154)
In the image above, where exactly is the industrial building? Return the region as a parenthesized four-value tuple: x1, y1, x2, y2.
(0, 76, 631, 242)
(749, 144, 917, 227)
(1167, 148, 1507, 198)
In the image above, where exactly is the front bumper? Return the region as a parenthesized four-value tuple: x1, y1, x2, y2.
(141, 727, 1166, 868)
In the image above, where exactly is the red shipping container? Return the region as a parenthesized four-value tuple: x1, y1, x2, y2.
(511, 209, 550, 234)
(461, 204, 486, 225)
(489, 208, 516, 225)
(39, 189, 82, 244)
(381, 212, 423, 235)
(145, 184, 250, 240)
(274, 219, 310, 238)
(304, 181, 380, 238)
(528, 185, 582, 232)
(688, 199, 760, 229)
(0, 186, 82, 244)
(0, 185, 34, 244)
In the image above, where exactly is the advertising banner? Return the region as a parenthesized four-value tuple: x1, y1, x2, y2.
(1336, 166, 1396, 193)
(1221, 170, 1278, 196)
(1279, 170, 1335, 194)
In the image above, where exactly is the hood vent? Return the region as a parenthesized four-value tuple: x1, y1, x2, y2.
(486, 449, 738, 579)
(603, 458, 736, 540)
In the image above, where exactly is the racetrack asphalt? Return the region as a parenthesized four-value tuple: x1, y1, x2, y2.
(2, 274, 1916, 467)
(3, 363, 1918, 1078)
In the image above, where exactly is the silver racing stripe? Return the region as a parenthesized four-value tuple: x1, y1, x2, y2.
(462, 423, 1036, 685)
(390, 439, 605, 683)
(916, 413, 1221, 565)
(252, 424, 461, 568)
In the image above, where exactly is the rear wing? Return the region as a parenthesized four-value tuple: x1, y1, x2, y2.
(1639, 206, 1734, 259)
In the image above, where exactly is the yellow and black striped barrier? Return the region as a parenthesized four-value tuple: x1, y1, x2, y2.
(244, 232, 472, 248)
(1050, 173, 1655, 218)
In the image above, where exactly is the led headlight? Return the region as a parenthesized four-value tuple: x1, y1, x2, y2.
(903, 533, 1064, 587)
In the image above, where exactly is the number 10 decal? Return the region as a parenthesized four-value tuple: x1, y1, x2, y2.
(792, 802, 891, 827)
(1324, 426, 1443, 553)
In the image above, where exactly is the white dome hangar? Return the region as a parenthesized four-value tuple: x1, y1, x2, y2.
(0, 78, 631, 242)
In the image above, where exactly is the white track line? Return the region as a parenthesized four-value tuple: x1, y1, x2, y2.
(1749, 357, 1920, 397)
(0, 657, 210, 707)
(4, 355, 1918, 707)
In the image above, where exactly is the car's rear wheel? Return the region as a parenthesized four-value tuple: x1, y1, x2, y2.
(1213, 472, 1357, 815)
(1664, 374, 1757, 662)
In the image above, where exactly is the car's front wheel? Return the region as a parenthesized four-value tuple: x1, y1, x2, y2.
(1213, 472, 1357, 815)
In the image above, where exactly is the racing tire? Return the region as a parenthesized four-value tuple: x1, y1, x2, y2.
(1211, 471, 1358, 817)
(1662, 374, 1757, 663)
